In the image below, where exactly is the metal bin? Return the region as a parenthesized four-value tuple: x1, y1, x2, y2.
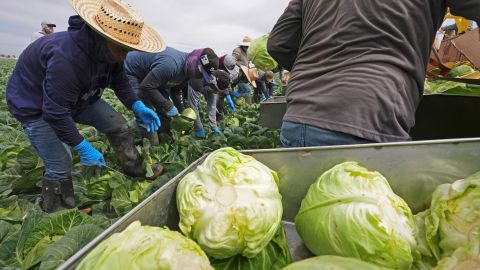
(59, 138, 480, 269)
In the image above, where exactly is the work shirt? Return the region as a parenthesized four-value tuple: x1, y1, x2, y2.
(268, 0, 480, 142)
(124, 48, 189, 112)
(124, 47, 189, 89)
(30, 31, 46, 43)
(7, 15, 137, 147)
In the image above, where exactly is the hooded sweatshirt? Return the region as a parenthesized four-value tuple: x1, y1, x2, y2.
(7, 15, 138, 147)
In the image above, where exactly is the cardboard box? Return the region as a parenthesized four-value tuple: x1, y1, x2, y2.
(439, 29, 480, 68)
(427, 29, 480, 78)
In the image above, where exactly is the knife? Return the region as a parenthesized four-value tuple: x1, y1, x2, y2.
(104, 164, 128, 177)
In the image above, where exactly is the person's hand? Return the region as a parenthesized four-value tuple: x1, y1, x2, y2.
(226, 95, 235, 112)
(195, 130, 206, 138)
(213, 127, 222, 134)
(132, 100, 161, 133)
(73, 139, 105, 167)
(166, 106, 179, 117)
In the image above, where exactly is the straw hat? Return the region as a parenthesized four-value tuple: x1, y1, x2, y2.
(240, 65, 258, 88)
(239, 36, 252, 47)
(69, 0, 165, 53)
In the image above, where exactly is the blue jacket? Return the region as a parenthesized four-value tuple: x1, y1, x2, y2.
(124, 47, 189, 88)
(6, 15, 138, 147)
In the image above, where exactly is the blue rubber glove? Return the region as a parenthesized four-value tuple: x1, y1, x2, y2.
(132, 100, 161, 133)
(166, 106, 179, 117)
(195, 130, 206, 138)
(225, 95, 235, 112)
(213, 127, 222, 134)
(73, 139, 105, 167)
(232, 92, 240, 98)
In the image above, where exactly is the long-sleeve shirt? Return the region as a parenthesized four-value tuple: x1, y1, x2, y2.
(124, 48, 189, 112)
(232, 47, 249, 67)
(267, 0, 480, 143)
(7, 15, 138, 146)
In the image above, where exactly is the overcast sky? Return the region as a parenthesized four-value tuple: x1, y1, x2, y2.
(0, 0, 291, 57)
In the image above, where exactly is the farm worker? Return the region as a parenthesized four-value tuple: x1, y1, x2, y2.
(268, 0, 480, 147)
(31, 20, 56, 42)
(217, 55, 258, 121)
(6, 0, 164, 213)
(254, 70, 275, 102)
(232, 36, 254, 101)
(124, 47, 186, 141)
(184, 48, 231, 137)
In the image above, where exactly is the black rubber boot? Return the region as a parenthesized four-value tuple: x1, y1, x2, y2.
(106, 127, 146, 177)
(42, 179, 75, 213)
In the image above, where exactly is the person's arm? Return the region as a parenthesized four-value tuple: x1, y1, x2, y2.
(138, 71, 174, 113)
(267, 0, 303, 71)
(447, 1, 480, 23)
(110, 63, 139, 109)
(42, 55, 85, 147)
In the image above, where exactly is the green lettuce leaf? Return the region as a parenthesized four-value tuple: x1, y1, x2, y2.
(210, 225, 291, 270)
(38, 224, 103, 270)
(283, 255, 392, 270)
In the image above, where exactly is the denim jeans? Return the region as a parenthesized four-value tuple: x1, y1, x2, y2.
(280, 121, 374, 147)
(22, 99, 128, 180)
(236, 83, 251, 97)
(188, 85, 219, 131)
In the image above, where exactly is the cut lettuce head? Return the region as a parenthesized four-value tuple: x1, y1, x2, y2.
(433, 229, 480, 270)
(76, 221, 212, 270)
(295, 162, 417, 269)
(282, 255, 393, 270)
(424, 171, 480, 260)
(176, 147, 283, 259)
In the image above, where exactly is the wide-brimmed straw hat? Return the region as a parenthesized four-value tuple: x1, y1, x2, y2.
(239, 36, 252, 47)
(240, 65, 258, 88)
(69, 0, 165, 53)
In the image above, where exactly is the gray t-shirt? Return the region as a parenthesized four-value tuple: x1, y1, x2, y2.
(268, 0, 480, 142)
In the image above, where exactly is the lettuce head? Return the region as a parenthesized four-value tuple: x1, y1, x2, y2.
(433, 229, 480, 270)
(176, 147, 283, 259)
(424, 172, 480, 259)
(295, 162, 417, 269)
(76, 221, 212, 270)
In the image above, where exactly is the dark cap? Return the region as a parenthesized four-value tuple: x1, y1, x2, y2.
(200, 48, 219, 74)
(211, 70, 231, 91)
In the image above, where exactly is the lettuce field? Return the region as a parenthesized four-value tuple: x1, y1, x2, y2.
(0, 58, 281, 269)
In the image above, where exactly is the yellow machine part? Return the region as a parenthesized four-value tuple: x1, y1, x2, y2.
(445, 10, 470, 33)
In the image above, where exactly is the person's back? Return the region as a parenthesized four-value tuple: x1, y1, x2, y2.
(268, 0, 480, 144)
(124, 47, 189, 85)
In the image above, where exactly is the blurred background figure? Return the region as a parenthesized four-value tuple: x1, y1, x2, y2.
(31, 20, 56, 42)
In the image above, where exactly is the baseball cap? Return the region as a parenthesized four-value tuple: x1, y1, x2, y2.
(41, 20, 56, 27)
(199, 48, 219, 74)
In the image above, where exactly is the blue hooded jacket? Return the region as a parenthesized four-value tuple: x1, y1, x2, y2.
(6, 15, 138, 147)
